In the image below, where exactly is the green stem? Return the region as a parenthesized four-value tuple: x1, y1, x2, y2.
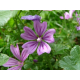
(46, 54, 53, 70)
(63, 10, 67, 29)
(13, 17, 21, 33)
(78, 10, 79, 15)
(49, 55, 53, 70)
(13, 10, 23, 33)
(18, 10, 22, 16)
(37, 10, 42, 15)
(16, 14, 25, 27)
(64, 17, 67, 29)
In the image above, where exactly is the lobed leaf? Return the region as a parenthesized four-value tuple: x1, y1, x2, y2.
(0, 54, 9, 66)
(0, 10, 18, 26)
(59, 45, 80, 70)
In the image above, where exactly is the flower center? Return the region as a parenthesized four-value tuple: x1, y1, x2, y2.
(37, 37, 42, 42)
(18, 62, 23, 66)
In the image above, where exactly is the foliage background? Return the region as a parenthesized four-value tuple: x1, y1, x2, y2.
(0, 10, 80, 70)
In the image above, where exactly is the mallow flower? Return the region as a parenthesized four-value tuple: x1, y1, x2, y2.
(21, 15, 41, 21)
(60, 10, 75, 19)
(75, 12, 80, 30)
(21, 21, 56, 55)
(3, 44, 29, 70)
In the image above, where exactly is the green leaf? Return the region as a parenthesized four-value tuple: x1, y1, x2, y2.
(59, 45, 80, 70)
(0, 10, 18, 26)
(54, 21, 63, 28)
(55, 10, 63, 12)
(0, 38, 6, 47)
(50, 43, 69, 55)
(0, 54, 9, 65)
(24, 63, 33, 70)
(0, 47, 4, 52)
(24, 60, 33, 70)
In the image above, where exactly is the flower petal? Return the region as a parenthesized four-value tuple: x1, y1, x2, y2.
(21, 26, 37, 40)
(76, 12, 78, 16)
(21, 48, 29, 61)
(19, 67, 22, 70)
(10, 44, 21, 61)
(3, 58, 19, 67)
(8, 66, 22, 70)
(42, 29, 56, 43)
(69, 10, 75, 18)
(37, 41, 51, 55)
(76, 12, 80, 22)
(76, 26, 80, 31)
(22, 41, 38, 54)
(79, 21, 80, 25)
(64, 12, 70, 19)
(34, 21, 47, 37)
(60, 16, 64, 19)
(21, 15, 41, 21)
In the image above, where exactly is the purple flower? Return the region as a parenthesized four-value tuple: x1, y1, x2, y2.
(75, 13, 80, 31)
(76, 26, 80, 30)
(21, 21, 56, 55)
(76, 13, 80, 25)
(60, 10, 75, 19)
(21, 15, 41, 21)
(3, 44, 29, 70)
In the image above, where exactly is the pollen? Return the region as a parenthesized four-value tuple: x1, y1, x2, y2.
(37, 37, 42, 42)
